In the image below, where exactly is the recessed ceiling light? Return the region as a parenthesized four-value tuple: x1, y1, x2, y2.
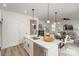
(2, 4, 7, 7)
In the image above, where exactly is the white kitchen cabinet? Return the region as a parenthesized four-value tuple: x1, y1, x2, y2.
(24, 38, 29, 54)
(24, 36, 60, 56)
(27, 38, 34, 56)
(47, 45, 58, 56)
(34, 43, 58, 56)
(34, 42, 46, 56)
(24, 38, 34, 56)
(24, 38, 46, 56)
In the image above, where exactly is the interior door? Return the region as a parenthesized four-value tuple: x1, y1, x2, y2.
(0, 22, 2, 49)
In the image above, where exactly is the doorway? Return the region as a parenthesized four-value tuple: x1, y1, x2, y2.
(30, 19, 37, 35)
(0, 21, 2, 49)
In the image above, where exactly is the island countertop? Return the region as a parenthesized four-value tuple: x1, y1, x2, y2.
(24, 35, 61, 49)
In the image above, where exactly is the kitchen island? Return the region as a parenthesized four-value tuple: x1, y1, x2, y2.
(24, 35, 61, 56)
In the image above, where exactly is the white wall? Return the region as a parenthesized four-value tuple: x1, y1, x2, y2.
(1, 10, 27, 49)
(0, 10, 1, 47)
(0, 23, 2, 47)
(0, 10, 1, 21)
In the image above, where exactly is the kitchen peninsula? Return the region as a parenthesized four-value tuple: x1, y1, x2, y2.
(24, 35, 60, 56)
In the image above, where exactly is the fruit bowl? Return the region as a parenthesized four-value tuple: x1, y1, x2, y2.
(43, 35, 54, 42)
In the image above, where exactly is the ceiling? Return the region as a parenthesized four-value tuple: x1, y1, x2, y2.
(0, 3, 79, 21)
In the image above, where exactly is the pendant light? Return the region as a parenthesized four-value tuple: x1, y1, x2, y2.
(32, 8, 35, 26)
(47, 3, 50, 24)
(54, 12, 57, 24)
(54, 11, 60, 24)
(32, 8, 35, 19)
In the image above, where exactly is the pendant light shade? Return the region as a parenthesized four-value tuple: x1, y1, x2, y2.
(47, 3, 50, 24)
(55, 12, 57, 23)
(47, 20, 50, 24)
(54, 11, 60, 24)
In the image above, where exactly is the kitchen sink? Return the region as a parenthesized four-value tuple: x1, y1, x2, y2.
(31, 37, 40, 40)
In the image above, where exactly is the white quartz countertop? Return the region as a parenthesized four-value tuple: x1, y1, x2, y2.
(24, 35, 61, 49)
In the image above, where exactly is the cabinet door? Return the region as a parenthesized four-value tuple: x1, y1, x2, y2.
(27, 39, 33, 56)
(47, 45, 58, 56)
(34, 42, 46, 56)
(24, 38, 34, 56)
(24, 38, 29, 53)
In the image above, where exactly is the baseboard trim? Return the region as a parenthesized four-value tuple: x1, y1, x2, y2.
(1, 43, 20, 49)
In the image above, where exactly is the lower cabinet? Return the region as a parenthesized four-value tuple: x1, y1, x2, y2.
(24, 38, 58, 56)
(33, 42, 46, 56)
(24, 38, 33, 56)
(33, 43, 58, 56)
(47, 45, 58, 56)
(24, 38, 46, 56)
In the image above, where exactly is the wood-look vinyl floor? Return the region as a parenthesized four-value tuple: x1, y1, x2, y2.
(1, 44, 29, 56)
(0, 47, 1, 56)
(0, 50, 1, 56)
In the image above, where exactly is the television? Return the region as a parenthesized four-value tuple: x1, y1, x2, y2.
(63, 24, 73, 30)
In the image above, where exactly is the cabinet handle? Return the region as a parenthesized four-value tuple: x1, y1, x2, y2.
(44, 51, 46, 56)
(44, 49, 46, 56)
(28, 43, 29, 48)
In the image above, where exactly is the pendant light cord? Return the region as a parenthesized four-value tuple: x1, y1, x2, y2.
(48, 3, 49, 20)
(32, 9, 35, 19)
(55, 12, 57, 23)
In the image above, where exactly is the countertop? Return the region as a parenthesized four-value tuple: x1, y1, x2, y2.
(24, 35, 61, 49)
